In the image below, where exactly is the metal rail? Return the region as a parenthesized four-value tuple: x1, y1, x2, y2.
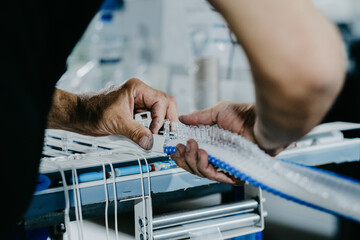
(152, 199, 258, 229)
(153, 213, 260, 240)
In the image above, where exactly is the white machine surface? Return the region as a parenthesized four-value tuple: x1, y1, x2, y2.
(23, 121, 360, 239)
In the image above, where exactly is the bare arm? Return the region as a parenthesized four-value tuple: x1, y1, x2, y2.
(209, 0, 345, 151)
(172, 0, 346, 183)
(47, 88, 84, 132)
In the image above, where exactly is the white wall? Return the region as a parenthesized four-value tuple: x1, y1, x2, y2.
(313, 0, 354, 23)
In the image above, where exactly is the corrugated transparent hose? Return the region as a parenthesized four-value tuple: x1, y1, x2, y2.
(164, 121, 360, 222)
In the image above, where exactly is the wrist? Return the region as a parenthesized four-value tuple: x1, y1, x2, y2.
(48, 89, 80, 131)
(75, 93, 104, 136)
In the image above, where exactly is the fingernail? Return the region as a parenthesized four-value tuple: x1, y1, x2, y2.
(186, 143, 191, 152)
(139, 135, 153, 150)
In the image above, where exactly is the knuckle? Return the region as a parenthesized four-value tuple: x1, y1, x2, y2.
(216, 100, 230, 110)
(128, 77, 141, 83)
(168, 96, 177, 104)
(157, 96, 166, 105)
(125, 78, 142, 88)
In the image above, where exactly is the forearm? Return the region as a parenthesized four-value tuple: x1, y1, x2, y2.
(210, 0, 345, 150)
(47, 88, 98, 135)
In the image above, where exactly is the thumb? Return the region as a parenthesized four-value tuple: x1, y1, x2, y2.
(123, 119, 153, 150)
(179, 107, 218, 126)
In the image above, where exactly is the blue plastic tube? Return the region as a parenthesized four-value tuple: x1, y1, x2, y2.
(115, 165, 152, 177)
(78, 171, 105, 183)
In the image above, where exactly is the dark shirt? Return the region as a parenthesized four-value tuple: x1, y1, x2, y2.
(321, 40, 360, 239)
(322, 39, 360, 181)
(0, 1, 102, 238)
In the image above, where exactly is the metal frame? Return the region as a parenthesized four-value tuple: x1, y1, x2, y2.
(134, 184, 265, 240)
(22, 123, 360, 238)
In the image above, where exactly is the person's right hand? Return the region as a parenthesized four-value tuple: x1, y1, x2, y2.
(170, 101, 285, 185)
(48, 78, 178, 150)
(77, 78, 178, 149)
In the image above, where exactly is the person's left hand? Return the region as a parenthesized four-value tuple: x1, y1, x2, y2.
(170, 101, 288, 185)
(170, 102, 258, 185)
(77, 78, 178, 149)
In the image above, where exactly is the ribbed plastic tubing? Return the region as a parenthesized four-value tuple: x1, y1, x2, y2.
(164, 121, 360, 222)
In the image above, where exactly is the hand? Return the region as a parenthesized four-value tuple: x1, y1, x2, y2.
(77, 78, 178, 149)
(171, 101, 284, 185)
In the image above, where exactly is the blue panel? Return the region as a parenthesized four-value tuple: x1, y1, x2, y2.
(228, 231, 262, 240)
(24, 171, 216, 217)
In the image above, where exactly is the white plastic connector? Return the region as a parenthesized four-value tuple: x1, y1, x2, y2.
(135, 112, 152, 128)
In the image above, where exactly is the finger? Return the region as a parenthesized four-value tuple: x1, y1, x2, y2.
(196, 149, 238, 185)
(149, 95, 179, 133)
(170, 144, 195, 174)
(122, 119, 153, 150)
(184, 139, 205, 177)
(179, 106, 218, 126)
(131, 79, 178, 133)
(166, 96, 179, 123)
(229, 175, 246, 186)
(149, 98, 168, 134)
(133, 81, 168, 134)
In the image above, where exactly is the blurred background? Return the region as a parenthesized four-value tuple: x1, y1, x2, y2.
(57, 0, 360, 114)
(57, 0, 360, 239)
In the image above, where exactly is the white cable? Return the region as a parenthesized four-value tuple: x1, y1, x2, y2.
(98, 149, 152, 240)
(90, 149, 112, 240)
(107, 149, 154, 239)
(71, 168, 82, 240)
(131, 151, 154, 240)
(51, 147, 154, 240)
(60, 168, 72, 240)
(136, 152, 153, 239)
(135, 154, 147, 238)
(76, 175, 84, 237)
(45, 159, 71, 240)
(73, 166, 84, 240)
(98, 150, 153, 239)
(100, 160, 110, 240)
(43, 133, 159, 240)
(65, 154, 84, 240)
(107, 159, 119, 240)
(90, 151, 119, 240)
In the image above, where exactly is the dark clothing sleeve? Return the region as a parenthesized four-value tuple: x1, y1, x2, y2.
(322, 40, 360, 181)
(0, 1, 102, 237)
(321, 40, 360, 238)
